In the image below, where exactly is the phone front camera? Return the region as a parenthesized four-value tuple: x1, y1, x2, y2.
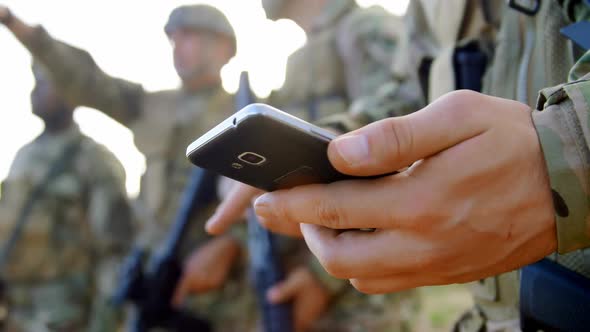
(238, 152, 267, 166)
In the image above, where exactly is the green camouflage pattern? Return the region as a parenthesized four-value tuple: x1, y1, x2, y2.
(0, 124, 132, 331)
(266, 1, 419, 330)
(20, 26, 256, 331)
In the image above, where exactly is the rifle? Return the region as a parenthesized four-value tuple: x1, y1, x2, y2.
(113, 167, 217, 332)
(237, 71, 294, 332)
(520, 258, 590, 332)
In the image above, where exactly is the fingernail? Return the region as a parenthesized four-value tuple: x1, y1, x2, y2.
(334, 135, 369, 167)
(266, 289, 278, 303)
(204, 214, 218, 234)
(254, 193, 275, 224)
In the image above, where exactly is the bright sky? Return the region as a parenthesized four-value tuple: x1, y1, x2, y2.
(0, 0, 408, 197)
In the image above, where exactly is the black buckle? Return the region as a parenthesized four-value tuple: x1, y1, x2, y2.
(507, 0, 540, 16)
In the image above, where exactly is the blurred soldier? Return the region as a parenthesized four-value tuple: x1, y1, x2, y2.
(0, 4, 256, 331)
(0, 61, 133, 331)
(222, 2, 590, 332)
(202, 0, 420, 331)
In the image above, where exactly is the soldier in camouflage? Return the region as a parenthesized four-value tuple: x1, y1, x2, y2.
(205, 1, 419, 331)
(235, 1, 590, 332)
(0, 60, 133, 331)
(0, 5, 256, 331)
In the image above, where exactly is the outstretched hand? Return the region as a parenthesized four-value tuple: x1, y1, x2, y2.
(0, 6, 11, 25)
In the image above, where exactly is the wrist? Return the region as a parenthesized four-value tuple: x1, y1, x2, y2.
(1, 9, 13, 26)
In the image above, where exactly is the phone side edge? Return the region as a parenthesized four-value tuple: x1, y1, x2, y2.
(186, 115, 236, 158)
(236, 104, 337, 142)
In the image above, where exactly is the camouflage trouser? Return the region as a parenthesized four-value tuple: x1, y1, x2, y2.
(5, 275, 92, 332)
(310, 288, 421, 332)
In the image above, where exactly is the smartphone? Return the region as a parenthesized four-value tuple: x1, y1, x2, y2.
(186, 103, 353, 191)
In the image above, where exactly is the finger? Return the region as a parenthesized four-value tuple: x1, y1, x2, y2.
(206, 182, 263, 234)
(255, 210, 303, 237)
(327, 90, 492, 176)
(172, 276, 190, 307)
(254, 174, 425, 230)
(300, 224, 438, 279)
(266, 271, 304, 304)
(349, 275, 434, 294)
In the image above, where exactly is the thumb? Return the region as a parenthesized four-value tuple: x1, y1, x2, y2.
(266, 272, 304, 304)
(328, 90, 490, 176)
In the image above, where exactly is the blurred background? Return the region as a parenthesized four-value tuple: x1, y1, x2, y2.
(0, 1, 474, 330)
(0, 0, 408, 197)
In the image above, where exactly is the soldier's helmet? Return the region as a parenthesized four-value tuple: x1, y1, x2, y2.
(261, 0, 287, 20)
(165, 5, 236, 56)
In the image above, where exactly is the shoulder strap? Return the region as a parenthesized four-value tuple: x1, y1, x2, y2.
(0, 138, 83, 273)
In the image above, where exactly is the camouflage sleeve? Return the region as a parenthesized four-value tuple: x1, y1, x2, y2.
(532, 51, 590, 254)
(22, 26, 145, 126)
(317, 7, 424, 132)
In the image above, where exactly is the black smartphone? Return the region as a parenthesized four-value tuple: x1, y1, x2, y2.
(186, 103, 352, 191)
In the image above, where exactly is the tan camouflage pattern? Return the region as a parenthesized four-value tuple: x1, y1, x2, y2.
(534, 52, 590, 255)
(20, 26, 256, 331)
(0, 124, 132, 331)
(266, 1, 419, 331)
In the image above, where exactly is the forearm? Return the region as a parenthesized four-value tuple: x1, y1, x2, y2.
(3, 10, 144, 125)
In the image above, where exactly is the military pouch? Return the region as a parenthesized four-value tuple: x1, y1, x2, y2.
(453, 43, 488, 92)
(520, 259, 590, 331)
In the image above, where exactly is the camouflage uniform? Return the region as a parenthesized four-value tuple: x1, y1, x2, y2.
(0, 124, 132, 331)
(265, 1, 419, 331)
(17, 5, 256, 331)
(332, 1, 590, 331)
